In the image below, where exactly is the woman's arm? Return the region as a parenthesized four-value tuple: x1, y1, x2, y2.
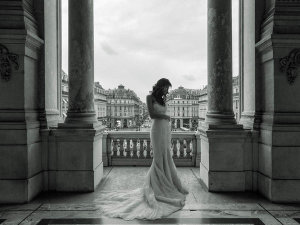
(146, 95, 170, 120)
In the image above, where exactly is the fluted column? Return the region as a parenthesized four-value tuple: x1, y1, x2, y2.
(65, 0, 97, 124)
(206, 0, 236, 126)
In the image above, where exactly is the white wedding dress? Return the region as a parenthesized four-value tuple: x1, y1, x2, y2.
(96, 102, 189, 220)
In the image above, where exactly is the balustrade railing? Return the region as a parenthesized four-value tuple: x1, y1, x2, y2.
(103, 131, 200, 167)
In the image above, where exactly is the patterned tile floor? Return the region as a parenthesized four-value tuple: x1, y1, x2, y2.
(0, 167, 300, 225)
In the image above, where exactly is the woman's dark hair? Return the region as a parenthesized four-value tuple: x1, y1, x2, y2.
(151, 78, 172, 106)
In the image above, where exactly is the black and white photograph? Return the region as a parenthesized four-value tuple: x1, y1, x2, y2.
(0, 0, 300, 224)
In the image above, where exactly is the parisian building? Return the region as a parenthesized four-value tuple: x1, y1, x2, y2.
(94, 82, 108, 125)
(167, 86, 201, 130)
(198, 86, 208, 122)
(61, 70, 69, 120)
(232, 76, 240, 121)
(106, 84, 142, 128)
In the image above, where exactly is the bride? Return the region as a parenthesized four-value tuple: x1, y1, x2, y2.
(97, 78, 189, 220)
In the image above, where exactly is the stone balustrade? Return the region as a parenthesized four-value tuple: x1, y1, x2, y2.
(102, 131, 201, 167)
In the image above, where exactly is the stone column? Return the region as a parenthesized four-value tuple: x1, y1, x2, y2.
(239, 0, 264, 130)
(205, 0, 236, 126)
(65, 0, 97, 125)
(0, 0, 44, 203)
(199, 0, 251, 192)
(255, 0, 300, 202)
(54, 0, 104, 192)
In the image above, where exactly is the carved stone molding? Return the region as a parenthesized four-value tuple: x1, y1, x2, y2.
(0, 44, 19, 81)
(280, 48, 300, 84)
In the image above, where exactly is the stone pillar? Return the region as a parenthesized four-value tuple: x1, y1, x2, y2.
(239, 0, 264, 130)
(199, 0, 251, 192)
(54, 0, 104, 192)
(205, 0, 235, 126)
(0, 0, 44, 203)
(35, 0, 62, 129)
(238, 0, 265, 193)
(65, 0, 97, 125)
(255, 0, 300, 202)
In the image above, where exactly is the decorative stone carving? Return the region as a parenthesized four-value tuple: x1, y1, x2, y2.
(280, 48, 300, 84)
(0, 44, 19, 81)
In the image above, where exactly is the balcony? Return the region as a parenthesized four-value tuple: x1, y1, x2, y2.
(102, 131, 201, 167)
(0, 166, 288, 224)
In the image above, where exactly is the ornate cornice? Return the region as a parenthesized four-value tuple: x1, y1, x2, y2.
(0, 44, 19, 81)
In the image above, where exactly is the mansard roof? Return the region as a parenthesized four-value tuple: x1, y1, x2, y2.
(107, 84, 140, 101)
(169, 86, 202, 99)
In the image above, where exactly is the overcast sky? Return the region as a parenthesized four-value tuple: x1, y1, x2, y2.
(62, 0, 239, 102)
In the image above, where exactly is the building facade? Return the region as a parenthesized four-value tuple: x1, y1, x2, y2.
(94, 82, 108, 125)
(107, 84, 141, 129)
(167, 86, 200, 131)
(232, 76, 240, 122)
(198, 86, 208, 122)
(61, 70, 69, 120)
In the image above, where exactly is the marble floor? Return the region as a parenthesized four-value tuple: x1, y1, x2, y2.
(1, 167, 300, 225)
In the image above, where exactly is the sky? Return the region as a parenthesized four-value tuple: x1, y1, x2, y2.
(62, 0, 239, 102)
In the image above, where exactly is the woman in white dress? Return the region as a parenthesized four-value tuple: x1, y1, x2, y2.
(97, 78, 189, 220)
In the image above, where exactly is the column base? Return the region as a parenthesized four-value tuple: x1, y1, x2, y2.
(239, 111, 261, 130)
(258, 173, 300, 203)
(205, 112, 237, 125)
(53, 123, 105, 191)
(58, 121, 104, 129)
(0, 122, 43, 203)
(56, 163, 103, 192)
(200, 163, 246, 191)
(64, 112, 98, 125)
(0, 172, 43, 203)
(199, 125, 252, 192)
